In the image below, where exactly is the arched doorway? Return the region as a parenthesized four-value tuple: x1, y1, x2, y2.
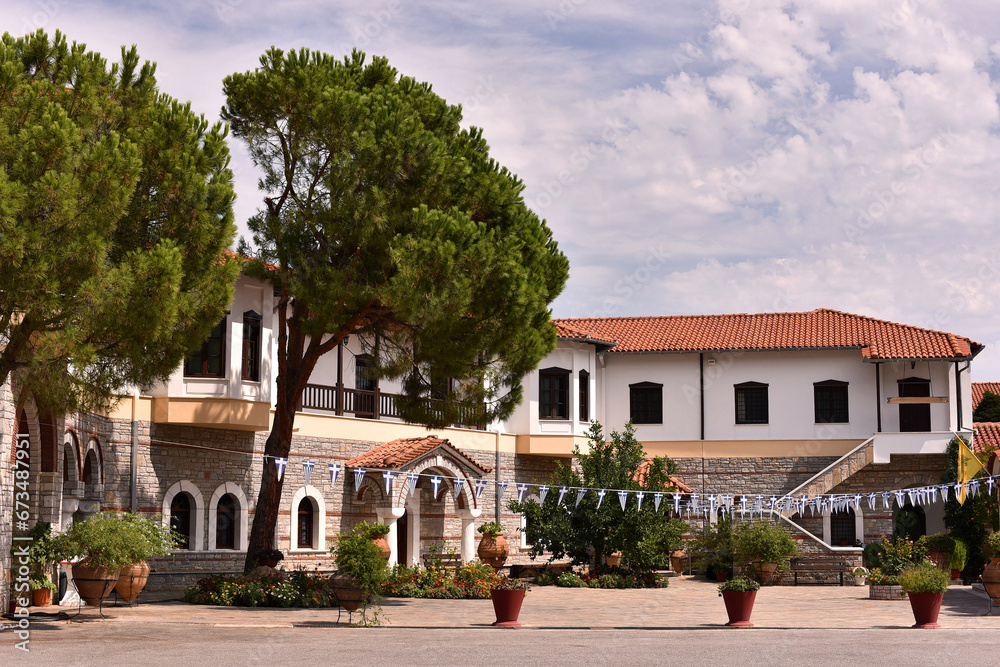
(894, 503, 926, 542)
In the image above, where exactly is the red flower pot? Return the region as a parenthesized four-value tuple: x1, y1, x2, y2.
(721, 590, 757, 627)
(907, 592, 944, 629)
(490, 588, 525, 627)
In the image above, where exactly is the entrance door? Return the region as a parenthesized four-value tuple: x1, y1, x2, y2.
(397, 511, 409, 566)
(898, 377, 931, 432)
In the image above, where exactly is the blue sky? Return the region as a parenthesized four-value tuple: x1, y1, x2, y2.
(8, 0, 1000, 378)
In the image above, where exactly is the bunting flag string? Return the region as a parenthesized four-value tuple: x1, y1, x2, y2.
(538, 485, 549, 504)
(407, 472, 419, 497)
(654, 492, 664, 512)
(431, 475, 442, 498)
(328, 462, 341, 487)
(382, 470, 395, 494)
(474, 478, 488, 500)
(353, 467, 367, 490)
(558, 486, 569, 505)
(517, 483, 528, 503)
(453, 477, 465, 499)
(576, 488, 587, 507)
(618, 490, 628, 511)
(302, 460, 315, 485)
(496, 480, 509, 502)
(275, 457, 287, 482)
(636, 491, 645, 510)
(597, 489, 607, 509)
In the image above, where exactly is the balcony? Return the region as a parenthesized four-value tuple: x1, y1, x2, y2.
(871, 431, 956, 463)
(300, 383, 486, 430)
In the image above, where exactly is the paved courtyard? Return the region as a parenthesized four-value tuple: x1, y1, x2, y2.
(5, 577, 1000, 665)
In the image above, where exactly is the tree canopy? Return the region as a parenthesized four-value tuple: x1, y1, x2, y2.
(974, 390, 1000, 422)
(510, 421, 684, 569)
(222, 48, 568, 569)
(942, 436, 998, 578)
(0, 30, 238, 412)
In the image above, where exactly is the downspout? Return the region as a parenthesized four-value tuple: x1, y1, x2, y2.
(599, 353, 607, 428)
(955, 361, 966, 431)
(494, 427, 502, 523)
(875, 363, 882, 433)
(130, 388, 138, 512)
(700, 353, 706, 493)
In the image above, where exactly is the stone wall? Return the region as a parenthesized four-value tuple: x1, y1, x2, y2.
(672, 456, 839, 495)
(0, 379, 14, 611)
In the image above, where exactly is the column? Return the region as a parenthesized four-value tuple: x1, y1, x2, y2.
(376, 507, 406, 567)
(456, 508, 482, 563)
(405, 495, 421, 567)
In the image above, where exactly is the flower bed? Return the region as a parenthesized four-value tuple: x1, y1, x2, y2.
(183, 571, 336, 608)
(536, 566, 667, 589)
(381, 561, 505, 599)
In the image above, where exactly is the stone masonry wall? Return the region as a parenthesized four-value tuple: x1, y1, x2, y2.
(672, 456, 839, 495)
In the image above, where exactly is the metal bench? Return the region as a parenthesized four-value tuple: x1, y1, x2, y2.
(789, 555, 851, 586)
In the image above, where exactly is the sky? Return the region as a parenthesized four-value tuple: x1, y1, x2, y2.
(7, 0, 1000, 378)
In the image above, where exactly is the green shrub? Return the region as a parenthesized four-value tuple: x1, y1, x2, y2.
(987, 532, 1000, 557)
(555, 572, 587, 587)
(862, 541, 883, 569)
(950, 540, 968, 571)
(924, 533, 955, 554)
(332, 521, 389, 594)
(877, 535, 928, 575)
(732, 520, 797, 569)
(865, 567, 899, 586)
(717, 576, 760, 595)
(898, 561, 950, 594)
(533, 570, 557, 586)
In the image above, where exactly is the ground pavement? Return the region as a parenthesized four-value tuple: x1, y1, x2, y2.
(4, 576, 1000, 665)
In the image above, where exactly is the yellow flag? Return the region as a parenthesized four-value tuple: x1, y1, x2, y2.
(958, 436, 984, 505)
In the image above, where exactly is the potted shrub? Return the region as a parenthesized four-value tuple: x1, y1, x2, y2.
(866, 535, 926, 601)
(29, 574, 57, 607)
(949, 540, 967, 580)
(899, 560, 950, 628)
(25, 522, 65, 606)
(923, 533, 955, 572)
(490, 576, 529, 627)
(981, 532, 1000, 605)
(254, 549, 285, 568)
(718, 576, 760, 627)
(115, 512, 179, 603)
(851, 566, 869, 586)
(690, 515, 734, 581)
(477, 521, 509, 571)
(732, 520, 798, 583)
(330, 521, 390, 625)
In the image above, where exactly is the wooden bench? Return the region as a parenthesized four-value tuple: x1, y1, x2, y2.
(789, 555, 852, 586)
(422, 554, 463, 571)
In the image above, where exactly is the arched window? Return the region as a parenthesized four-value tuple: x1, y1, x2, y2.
(216, 494, 237, 549)
(830, 508, 856, 546)
(171, 493, 193, 550)
(63, 449, 71, 483)
(297, 498, 315, 549)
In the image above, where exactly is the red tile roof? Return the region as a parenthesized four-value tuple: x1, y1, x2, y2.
(345, 435, 492, 474)
(972, 383, 1000, 409)
(973, 423, 1000, 454)
(553, 309, 982, 361)
(634, 458, 694, 494)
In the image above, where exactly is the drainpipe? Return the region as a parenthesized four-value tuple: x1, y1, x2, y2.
(699, 353, 705, 441)
(130, 387, 139, 512)
(599, 353, 607, 428)
(875, 363, 882, 433)
(494, 427, 502, 522)
(955, 361, 964, 431)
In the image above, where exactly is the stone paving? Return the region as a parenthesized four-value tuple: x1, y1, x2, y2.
(14, 576, 1000, 632)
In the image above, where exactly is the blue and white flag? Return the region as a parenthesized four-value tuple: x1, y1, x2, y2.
(867, 493, 877, 510)
(881, 491, 892, 510)
(275, 457, 288, 482)
(329, 462, 342, 487)
(382, 470, 395, 494)
(987, 477, 996, 495)
(302, 460, 315, 485)
(474, 478, 489, 500)
(853, 494, 863, 511)
(496, 480, 509, 501)
(938, 483, 949, 502)
(691, 493, 700, 512)
(707, 494, 717, 514)
(927, 486, 938, 504)
(739, 495, 748, 513)
(672, 492, 681, 514)
(453, 477, 465, 499)
(654, 492, 664, 512)
(538, 485, 549, 504)
(406, 472, 419, 497)
(353, 467, 367, 490)
(907, 489, 918, 506)
(516, 483, 528, 503)
(755, 495, 764, 511)
(636, 491, 645, 510)
(768, 496, 777, 513)
(970, 480, 981, 498)
(954, 481, 963, 499)
(576, 488, 587, 507)
(558, 486, 569, 505)
(618, 490, 629, 511)
(798, 495, 808, 515)
(809, 496, 819, 515)
(597, 489, 607, 509)
(431, 475, 442, 498)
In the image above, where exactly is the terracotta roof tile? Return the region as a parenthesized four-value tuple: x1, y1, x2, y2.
(345, 435, 492, 474)
(634, 458, 694, 493)
(972, 383, 1000, 409)
(973, 423, 1000, 454)
(553, 309, 982, 361)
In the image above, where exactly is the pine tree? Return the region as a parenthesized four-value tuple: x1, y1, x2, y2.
(222, 49, 569, 570)
(0, 30, 238, 412)
(974, 390, 1000, 422)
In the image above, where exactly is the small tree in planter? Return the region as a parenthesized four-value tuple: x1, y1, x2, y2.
(949, 540, 967, 579)
(477, 521, 509, 570)
(331, 521, 390, 625)
(688, 514, 735, 581)
(732, 520, 798, 583)
(490, 576, 530, 627)
(26, 522, 66, 606)
(899, 560, 950, 628)
(718, 576, 760, 627)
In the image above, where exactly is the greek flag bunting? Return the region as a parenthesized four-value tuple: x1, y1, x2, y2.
(691, 493, 700, 512)
(853, 494, 863, 511)
(275, 457, 288, 482)
(708, 494, 717, 514)
(496, 480, 509, 501)
(597, 489, 607, 508)
(302, 460, 315, 485)
(671, 492, 681, 514)
(618, 490, 628, 511)
(653, 492, 663, 512)
(431, 475, 442, 498)
(768, 496, 777, 512)
(538, 485, 549, 504)
(382, 470, 395, 494)
(474, 478, 488, 500)
(938, 484, 950, 502)
(517, 483, 528, 503)
(970, 480, 981, 498)
(798, 495, 808, 515)
(353, 467, 367, 490)
(558, 486, 569, 505)
(724, 494, 734, 509)
(988, 477, 996, 495)
(739, 495, 748, 512)
(636, 491, 645, 510)
(328, 462, 341, 487)
(882, 491, 892, 510)
(407, 472, 419, 497)
(907, 489, 918, 506)
(576, 488, 587, 507)
(453, 477, 465, 499)
(954, 481, 963, 499)
(867, 493, 877, 510)
(755, 495, 764, 511)
(928, 486, 938, 503)
(809, 497, 818, 515)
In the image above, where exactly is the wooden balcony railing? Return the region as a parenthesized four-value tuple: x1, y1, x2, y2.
(300, 383, 485, 429)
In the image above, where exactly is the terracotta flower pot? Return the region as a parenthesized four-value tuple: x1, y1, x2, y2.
(490, 588, 525, 627)
(478, 533, 509, 570)
(907, 592, 944, 629)
(259, 558, 280, 568)
(72, 560, 120, 607)
(605, 552, 622, 568)
(754, 561, 778, 583)
(329, 575, 367, 612)
(115, 561, 151, 603)
(32, 588, 52, 607)
(927, 549, 950, 572)
(372, 536, 391, 563)
(950, 569, 961, 581)
(670, 550, 687, 575)
(721, 590, 757, 627)
(715, 570, 729, 582)
(981, 557, 1000, 606)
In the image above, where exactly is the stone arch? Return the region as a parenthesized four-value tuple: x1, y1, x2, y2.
(288, 485, 327, 552)
(891, 475, 943, 540)
(62, 430, 80, 483)
(162, 481, 206, 551)
(82, 437, 104, 486)
(399, 455, 477, 510)
(207, 482, 249, 551)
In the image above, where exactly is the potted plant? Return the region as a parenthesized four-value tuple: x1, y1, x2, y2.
(605, 551, 623, 568)
(29, 574, 57, 607)
(490, 576, 530, 627)
(670, 549, 688, 575)
(254, 549, 285, 568)
(923, 533, 955, 572)
(851, 566, 869, 586)
(732, 520, 798, 583)
(898, 560, 950, 628)
(115, 512, 179, 603)
(25, 522, 65, 606)
(981, 532, 1000, 605)
(949, 540, 967, 580)
(477, 521, 509, 571)
(866, 535, 926, 601)
(330, 521, 390, 625)
(690, 515, 734, 581)
(718, 576, 761, 627)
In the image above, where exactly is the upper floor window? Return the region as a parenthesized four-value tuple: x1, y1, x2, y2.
(185, 318, 226, 378)
(539, 367, 570, 419)
(735, 381, 768, 424)
(579, 370, 590, 423)
(430, 369, 452, 400)
(355, 354, 377, 392)
(814, 380, 849, 423)
(241, 311, 262, 382)
(630, 382, 663, 424)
